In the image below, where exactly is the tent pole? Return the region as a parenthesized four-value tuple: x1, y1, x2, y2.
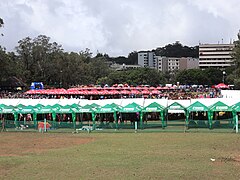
(160, 111, 164, 129)
(184, 110, 191, 132)
(24, 116, 26, 126)
(14, 113, 18, 128)
(72, 113, 76, 130)
(33, 113, 37, 129)
(92, 112, 95, 130)
(236, 114, 238, 133)
(140, 112, 143, 129)
(114, 112, 118, 130)
(44, 118, 47, 132)
(135, 121, 137, 132)
(52, 113, 56, 129)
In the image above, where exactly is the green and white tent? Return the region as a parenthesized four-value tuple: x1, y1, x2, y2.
(208, 101, 234, 129)
(51, 104, 63, 112)
(34, 104, 44, 111)
(54, 105, 76, 128)
(76, 104, 97, 129)
(231, 102, 240, 130)
(89, 103, 100, 108)
(0, 105, 18, 128)
(95, 104, 120, 129)
(167, 102, 186, 112)
(119, 102, 142, 113)
(17, 105, 36, 114)
(187, 101, 209, 112)
(95, 104, 120, 113)
(232, 102, 240, 112)
(54, 105, 74, 114)
(35, 105, 54, 114)
(186, 101, 210, 128)
(15, 105, 37, 128)
(165, 102, 187, 128)
(79, 104, 96, 113)
(0, 105, 16, 114)
(141, 102, 166, 129)
(0, 105, 17, 121)
(118, 102, 142, 129)
(16, 104, 26, 110)
(208, 101, 232, 112)
(110, 103, 121, 110)
(71, 103, 81, 113)
(142, 102, 165, 112)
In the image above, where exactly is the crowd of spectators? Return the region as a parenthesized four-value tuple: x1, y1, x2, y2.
(0, 86, 222, 100)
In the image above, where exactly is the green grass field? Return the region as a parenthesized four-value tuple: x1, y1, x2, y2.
(0, 132, 240, 179)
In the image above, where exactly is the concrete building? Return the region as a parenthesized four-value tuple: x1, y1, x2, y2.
(156, 56, 168, 72)
(199, 43, 234, 69)
(156, 56, 199, 73)
(179, 57, 199, 70)
(138, 51, 156, 68)
(110, 63, 142, 71)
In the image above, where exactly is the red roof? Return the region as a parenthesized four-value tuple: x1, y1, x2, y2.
(120, 90, 131, 95)
(215, 83, 229, 89)
(141, 89, 150, 95)
(130, 89, 141, 95)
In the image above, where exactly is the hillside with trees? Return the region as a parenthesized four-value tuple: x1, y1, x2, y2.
(154, 41, 199, 58)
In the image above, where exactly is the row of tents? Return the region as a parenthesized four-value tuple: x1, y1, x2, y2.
(0, 98, 239, 131)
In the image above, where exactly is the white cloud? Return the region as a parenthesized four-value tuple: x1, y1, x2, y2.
(0, 0, 239, 56)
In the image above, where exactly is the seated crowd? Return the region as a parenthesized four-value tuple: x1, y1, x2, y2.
(0, 86, 222, 100)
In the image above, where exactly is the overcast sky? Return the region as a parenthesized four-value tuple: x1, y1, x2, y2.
(0, 0, 240, 56)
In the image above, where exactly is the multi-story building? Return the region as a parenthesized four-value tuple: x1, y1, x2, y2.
(138, 51, 156, 68)
(179, 57, 199, 70)
(156, 56, 168, 72)
(199, 43, 234, 69)
(156, 56, 199, 73)
(110, 63, 142, 71)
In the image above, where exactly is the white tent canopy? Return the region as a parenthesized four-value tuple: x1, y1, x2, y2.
(0, 98, 239, 109)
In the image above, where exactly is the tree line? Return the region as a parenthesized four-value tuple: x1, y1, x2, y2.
(0, 33, 234, 89)
(1, 17, 240, 89)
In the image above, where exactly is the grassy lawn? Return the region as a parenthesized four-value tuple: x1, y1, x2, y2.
(0, 132, 240, 179)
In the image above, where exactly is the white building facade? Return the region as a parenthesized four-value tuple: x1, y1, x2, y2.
(199, 44, 234, 69)
(138, 51, 157, 68)
(156, 56, 199, 73)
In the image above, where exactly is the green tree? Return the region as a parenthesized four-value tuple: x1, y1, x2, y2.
(0, 47, 10, 81)
(16, 35, 63, 84)
(231, 31, 240, 88)
(127, 51, 138, 65)
(232, 32, 240, 70)
(204, 68, 223, 85)
(98, 68, 165, 86)
(0, 17, 3, 36)
(176, 69, 207, 85)
(88, 56, 112, 84)
(0, 18, 3, 27)
(155, 41, 198, 58)
(175, 68, 224, 85)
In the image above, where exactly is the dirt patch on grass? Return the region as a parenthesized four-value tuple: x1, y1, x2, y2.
(212, 156, 240, 167)
(0, 132, 94, 157)
(233, 156, 240, 163)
